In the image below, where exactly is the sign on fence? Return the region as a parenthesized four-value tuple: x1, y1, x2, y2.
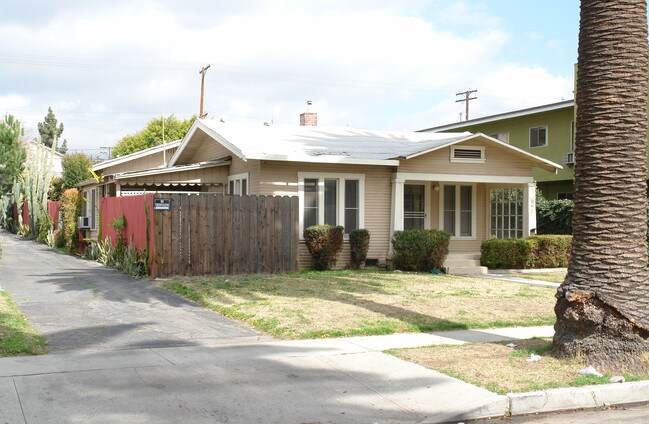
(153, 198, 171, 211)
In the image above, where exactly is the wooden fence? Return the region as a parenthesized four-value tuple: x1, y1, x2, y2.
(152, 193, 299, 277)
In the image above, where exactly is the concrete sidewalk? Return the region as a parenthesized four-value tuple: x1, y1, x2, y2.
(4, 325, 649, 423)
(0, 326, 551, 423)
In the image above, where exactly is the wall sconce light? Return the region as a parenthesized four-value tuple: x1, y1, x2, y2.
(433, 185, 440, 191)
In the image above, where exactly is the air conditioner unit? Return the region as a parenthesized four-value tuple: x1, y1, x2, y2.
(562, 152, 575, 165)
(78, 216, 91, 229)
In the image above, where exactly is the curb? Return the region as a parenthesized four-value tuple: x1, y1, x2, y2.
(506, 380, 649, 416)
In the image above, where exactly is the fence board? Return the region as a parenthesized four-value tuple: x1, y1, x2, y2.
(151, 193, 298, 277)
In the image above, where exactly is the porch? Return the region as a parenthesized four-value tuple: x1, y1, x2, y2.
(389, 173, 537, 274)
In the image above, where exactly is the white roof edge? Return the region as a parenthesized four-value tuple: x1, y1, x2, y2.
(420, 99, 575, 132)
(114, 159, 230, 179)
(246, 153, 399, 166)
(93, 140, 181, 171)
(168, 119, 245, 167)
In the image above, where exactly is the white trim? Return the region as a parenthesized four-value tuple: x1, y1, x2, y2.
(168, 120, 245, 167)
(420, 100, 574, 132)
(93, 140, 181, 171)
(396, 172, 534, 184)
(297, 172, 365, 238)
(439, 183, 477, 239)
(246, 153, 399, 166)
(449, 145, 486, 163)
(114, 159, 230, 180)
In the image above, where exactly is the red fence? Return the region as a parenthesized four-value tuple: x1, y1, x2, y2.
(101, 194, 155, 252)
(47, 201, 60, 230)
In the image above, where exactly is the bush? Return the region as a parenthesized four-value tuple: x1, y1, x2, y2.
(480, 238, 535, 269)
(304, 225, 344, 271)
(59, 188, 82, 252)
(391, 229, 450, 272)
(53, 229, 66, 248)
(480, 235, 572, 269)
(37, 210, 53, 244)
(536, 192, 573, 235)
(349, 229, 370, 270)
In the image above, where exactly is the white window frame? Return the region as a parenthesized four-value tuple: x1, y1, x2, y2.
(438, 183, 477, 240)
(82, 188, 97, 230)
(297, 172, 365, 238)
(228, 172, 249, 195)
(450, 145, 486, 163)
(529, 125, 548, 148)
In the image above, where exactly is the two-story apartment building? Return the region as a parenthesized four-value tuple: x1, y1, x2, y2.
(421, 100, 575, 200)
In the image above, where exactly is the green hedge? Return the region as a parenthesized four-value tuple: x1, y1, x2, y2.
(304, 225, 344, 271)
(480, 235, 571, 269)
(391, 229, 450, 272)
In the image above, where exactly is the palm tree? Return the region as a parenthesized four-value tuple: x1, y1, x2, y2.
(553, 0, 649, 372)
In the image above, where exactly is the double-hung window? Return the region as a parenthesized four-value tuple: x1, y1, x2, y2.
(228, 173, 248, 195)
(440, 184, 475, 238)
(529, 126, 548, 148)
(299, 173, 364, 236)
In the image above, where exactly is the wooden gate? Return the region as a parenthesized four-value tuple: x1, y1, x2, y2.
(152, 194, 299, 277)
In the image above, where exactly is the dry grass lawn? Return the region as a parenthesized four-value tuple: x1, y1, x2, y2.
(160, 270, 557, 339)
(389, 338, 647, 394)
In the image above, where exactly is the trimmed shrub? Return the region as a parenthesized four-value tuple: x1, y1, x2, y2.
(37, 210, 53, 244)
(480, 238, 535, 269)
(304, 225, 344, 271)
(391, 229, 450, 272)
(527, 235, 572, 268)
(349, 229, 370, 269)
(480, 235, 572, 269)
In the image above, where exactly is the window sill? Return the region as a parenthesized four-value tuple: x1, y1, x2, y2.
(450, 236, 477, 241)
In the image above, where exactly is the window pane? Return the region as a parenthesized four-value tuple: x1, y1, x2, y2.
(460, 186, 472, 236)
(304, 178, 318, 229)
(241, 179, 247, 195)
(304, 179, 318, 208)
(229, 181, 234, 195)
(344, 180, 359, 233)
(235, 180, 241, 195)
(345, 180, 358, 208)
(324, 179, 337, 226)
(443, 186, 455, 234)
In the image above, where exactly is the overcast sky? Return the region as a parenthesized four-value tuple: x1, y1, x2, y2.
(0, 1, 578, 157)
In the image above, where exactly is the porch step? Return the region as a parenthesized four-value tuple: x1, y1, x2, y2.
(444, 253, 488, 275)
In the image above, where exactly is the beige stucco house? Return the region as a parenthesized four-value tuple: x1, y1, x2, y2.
(88, 119, 561, 272)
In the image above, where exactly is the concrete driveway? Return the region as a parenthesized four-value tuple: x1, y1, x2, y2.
(0, 231, 265, 352)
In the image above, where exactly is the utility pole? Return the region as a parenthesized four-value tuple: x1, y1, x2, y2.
(455, 89, 477, 121)
(199, 64, 211, 118)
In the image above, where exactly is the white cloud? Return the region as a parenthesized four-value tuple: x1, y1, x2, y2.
(0, 1, 574, 152)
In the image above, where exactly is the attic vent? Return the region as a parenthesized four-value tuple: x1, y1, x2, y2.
(450, 146, 485, 163)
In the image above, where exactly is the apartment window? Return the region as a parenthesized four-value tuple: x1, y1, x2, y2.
(228, 173, 248, 195)
(489, 132, 510, 144)
(299, 173, 364, 235)
(441, 184, 475, 238)
(404, 184, 425, 230)
(530, 126, 548, 148)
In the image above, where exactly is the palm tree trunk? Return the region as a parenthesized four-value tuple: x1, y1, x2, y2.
(553, 0, 649, 373)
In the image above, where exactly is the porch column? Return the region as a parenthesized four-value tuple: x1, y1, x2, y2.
(389, 176, 405, 253)
(523, 182, 536, 236)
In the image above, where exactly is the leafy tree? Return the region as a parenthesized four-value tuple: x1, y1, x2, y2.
(37, 107, 66, 153)
(0, 114, 27, 194)
(553, 0, 649, 372)
(61, 153, 92, 190)
(112, 115, 196, 157)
